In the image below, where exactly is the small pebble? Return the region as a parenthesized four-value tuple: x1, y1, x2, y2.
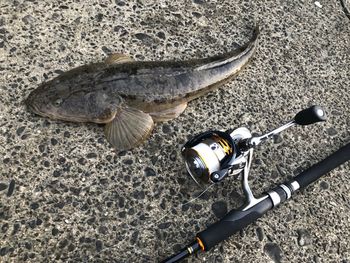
(0, 247, 8, 256)
(256, 227, 264, 241)
(30, 203, 39, 210)
(297, 229, 312, 246)
(16, 126, 25, 136)
(12, 223, 20, 235)
(144, 167, 156, 176)
(158, 222, 171, 229)
(273, 134, 283, 144)
(162, 124, 172, 133)
(86, 152, 97, 159)
(68, 243, 75, 252)
(326, 127, 337, 136)
(22, 15, 35, 24)
(36, 218, 42, 225)
(115, 1, 126, 7)
(24, 242, 32, 250)
(193, 0, 205, 4)
(1, 223, 9, 233)
(314, 1, 322, 8)
(156, 32, 166, 39)
(28, 220, 36, 229)
(51, 138, 58, 145)
(78, 158, 87, 165)
(63, 131, 70, 138)
(52, 170, 61, 177)
(58, 239, 68, 248)
(52, 228, 59, 236)
(134, 33, 153, 45)
(7, 180, 15, 197)
(319, 181, 329, 190)
(264, 243, 282, 263)
(123, 159, 133, 165)
(96, 240, 103, 252)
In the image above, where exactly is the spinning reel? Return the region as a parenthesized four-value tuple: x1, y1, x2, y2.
(164, 105, 350, 263)
(181, 105, 326, 208)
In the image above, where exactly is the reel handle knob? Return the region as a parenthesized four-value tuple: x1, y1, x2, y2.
(294, 105, 326, 125)
(210, 168, 229, 183)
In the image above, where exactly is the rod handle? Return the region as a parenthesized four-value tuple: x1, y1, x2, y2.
(294, 105, 326, 125)
(196, 197, 273, 251)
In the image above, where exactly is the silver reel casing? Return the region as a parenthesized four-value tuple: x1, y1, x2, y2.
(183, 127, 252, 185)
(190, 139, 226, 177)
(184, 137, 229, 185)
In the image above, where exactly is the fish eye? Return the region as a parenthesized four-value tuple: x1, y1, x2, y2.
(54, 98, 63, 106)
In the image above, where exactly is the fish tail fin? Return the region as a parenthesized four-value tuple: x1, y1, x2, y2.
(239, 24, 259, 51)
(233, 24, 259, 58)
(251, 24, 260, 42)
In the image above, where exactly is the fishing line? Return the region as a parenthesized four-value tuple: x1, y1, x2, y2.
(138, 182, 216, 229)
(106, 183, 216, 254)
(151, 183, 216, 225)
(181, 183, 215, 207)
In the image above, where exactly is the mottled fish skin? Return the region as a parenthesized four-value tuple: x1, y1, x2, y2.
(25, 27, 259, 150)
(26, 27, 259, 121)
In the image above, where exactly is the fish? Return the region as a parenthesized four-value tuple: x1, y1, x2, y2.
(25, 26, 259, 151)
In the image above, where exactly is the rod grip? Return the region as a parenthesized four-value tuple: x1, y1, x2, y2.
(293, 142, 350, 189)
(196, 198, 273, 251)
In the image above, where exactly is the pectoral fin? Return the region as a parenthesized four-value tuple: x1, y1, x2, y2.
(149, 103, 187, 122)
(105, 53, 134, 65)
(104, 107, 154, 151)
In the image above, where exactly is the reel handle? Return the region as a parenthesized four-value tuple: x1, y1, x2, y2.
(241, 105, 326, 150)
(294, 105, 326, 125)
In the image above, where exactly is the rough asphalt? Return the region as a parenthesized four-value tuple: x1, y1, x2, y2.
(0, 0, 349, 262)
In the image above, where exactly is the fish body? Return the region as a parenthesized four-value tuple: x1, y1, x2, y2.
(26, 27, 259, 151)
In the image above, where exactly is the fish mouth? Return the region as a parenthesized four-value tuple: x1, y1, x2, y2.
(25, 102, 63, 121)
(25, 96, 43, 116)
(25, 96, 57, 120)
(25, 101, 57, 120)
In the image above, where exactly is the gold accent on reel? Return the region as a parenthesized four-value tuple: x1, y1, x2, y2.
(213, 135, 232, 154)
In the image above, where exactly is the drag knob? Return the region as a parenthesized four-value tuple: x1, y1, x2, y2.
(294, 105, 326, 125)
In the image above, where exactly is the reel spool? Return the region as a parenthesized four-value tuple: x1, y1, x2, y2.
(181, 130, 240, 185)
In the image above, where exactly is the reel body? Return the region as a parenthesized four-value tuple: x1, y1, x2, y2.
(181, 128, 251, 185)
(181, 105, 326, 190)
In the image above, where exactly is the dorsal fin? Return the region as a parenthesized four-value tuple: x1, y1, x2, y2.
(105, 53, 134, 65)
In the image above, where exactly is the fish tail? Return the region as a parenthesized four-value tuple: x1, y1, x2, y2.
(240, 25, 259, 52)
(251, 25, 260, 42)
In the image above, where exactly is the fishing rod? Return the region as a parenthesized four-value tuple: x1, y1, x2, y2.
(162, 105, 350, 263)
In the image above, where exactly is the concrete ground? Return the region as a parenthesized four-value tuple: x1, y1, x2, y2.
(0, 0, 349, 262)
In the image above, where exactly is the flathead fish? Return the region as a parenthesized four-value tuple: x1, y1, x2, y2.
(26, 27, 259, 151)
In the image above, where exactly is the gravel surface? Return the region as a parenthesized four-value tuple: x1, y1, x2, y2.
(0, 0, 349, 262)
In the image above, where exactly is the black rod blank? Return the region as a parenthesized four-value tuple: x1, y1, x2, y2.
(292, 142, 350, 189)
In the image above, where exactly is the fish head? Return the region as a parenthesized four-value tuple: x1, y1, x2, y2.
(26, 78, 68, 118)
(26, 77, 122, 123)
